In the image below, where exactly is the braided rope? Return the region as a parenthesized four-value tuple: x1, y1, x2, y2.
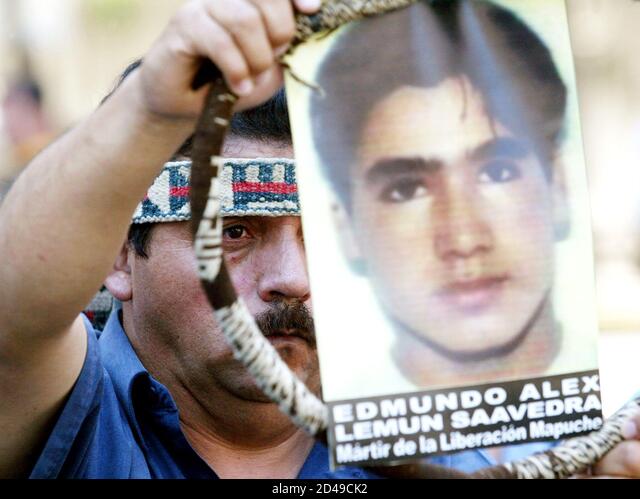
(501, 398, 640, 479)
(292, 0, 416, 45)
(188, 0, 639, 479)
(216, 299, 328, 434)
(189, 0, 421, 441)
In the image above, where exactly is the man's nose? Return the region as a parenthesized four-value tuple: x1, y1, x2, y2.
(433, 184, 494, 260)
(257, 230, 310, 304)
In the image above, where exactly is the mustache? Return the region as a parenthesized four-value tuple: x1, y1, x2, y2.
(254, 301, 316, 348)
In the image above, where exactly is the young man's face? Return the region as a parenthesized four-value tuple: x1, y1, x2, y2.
(347, 77, 563, 358)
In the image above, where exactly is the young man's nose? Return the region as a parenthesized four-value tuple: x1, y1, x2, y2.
(257, 228, 310, 304)
(433, 186, 494, 259)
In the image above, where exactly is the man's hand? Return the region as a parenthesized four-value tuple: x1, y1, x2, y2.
(590, 409, 640, 478)
(134, 0, 321, 120)
(572, 409, 640, 478)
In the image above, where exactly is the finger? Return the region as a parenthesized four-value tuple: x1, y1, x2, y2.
(206, 0, 275, 77)
(622, 409, 640, 440)
(248, 0, 295, 49)
(592, 441, 640, 478)
(186, 14, 253, 95)
(233, 66, 284, 112)
(293, 0, 322, 15)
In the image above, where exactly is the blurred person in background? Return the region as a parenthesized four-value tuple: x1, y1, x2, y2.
(2, 77, 55, 168)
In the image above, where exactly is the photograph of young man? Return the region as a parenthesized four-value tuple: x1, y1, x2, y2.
(309, 0, 582, 388)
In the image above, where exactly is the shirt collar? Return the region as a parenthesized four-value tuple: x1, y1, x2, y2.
(99, 303, 147, 388)
(96, 305, 373, 478)
(298, 442, 380, 479)
(98, 304, 153, 442)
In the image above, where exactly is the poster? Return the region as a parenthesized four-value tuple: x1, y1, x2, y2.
(285, 0, 602, 468)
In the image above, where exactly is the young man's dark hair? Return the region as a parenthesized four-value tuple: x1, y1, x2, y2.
(310, 0, 567, 208)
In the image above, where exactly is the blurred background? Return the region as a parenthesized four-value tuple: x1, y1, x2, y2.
(0, 0, 638, 415)
(0, 0, 184, 195)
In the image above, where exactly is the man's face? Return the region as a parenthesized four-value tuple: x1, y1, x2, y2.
(125, 139, 319, 404)
(347, 77, 562, 357)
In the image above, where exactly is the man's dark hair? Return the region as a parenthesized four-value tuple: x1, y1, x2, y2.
(310, 0, 567, 208)
(172, 86, 291, 159)
(100, 58, 142, 105)
(128, 222, 154, 258)
(118, 56, 292, 257)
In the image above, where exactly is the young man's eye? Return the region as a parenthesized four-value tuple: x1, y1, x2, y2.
(223, 225, 248, 240)
(478, 161, 522, 183)
(379, 179, 428, 203)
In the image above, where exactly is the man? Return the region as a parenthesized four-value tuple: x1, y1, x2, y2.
(0, 0, 637, 479)
(0, 74, 380, 478)
(309, 0, 582, 388)
(0, 0, 339, 479)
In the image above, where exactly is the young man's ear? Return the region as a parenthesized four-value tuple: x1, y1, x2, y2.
(104, 242, 133, 302)
(331, 200, 367, 275)
(552, 158, 571, 241)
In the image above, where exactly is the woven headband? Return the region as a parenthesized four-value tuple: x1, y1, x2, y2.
(132, 157, 299, 224)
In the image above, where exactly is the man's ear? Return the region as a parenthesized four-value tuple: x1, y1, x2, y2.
(104, 242, 133, 302)
(552, 159, 571, 242)
(331, 200, 367, 275)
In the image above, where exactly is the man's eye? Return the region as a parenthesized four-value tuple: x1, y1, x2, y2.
(379, 179, 428, 203)
(479, 161, 522, 183)
(223, 225, 248, 239)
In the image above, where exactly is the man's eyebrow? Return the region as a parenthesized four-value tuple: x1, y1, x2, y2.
(364, 157, 442, 184)
(470, 137, 531, 161)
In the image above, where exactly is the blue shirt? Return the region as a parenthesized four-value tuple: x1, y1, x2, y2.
(29, 306, 548, 478)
